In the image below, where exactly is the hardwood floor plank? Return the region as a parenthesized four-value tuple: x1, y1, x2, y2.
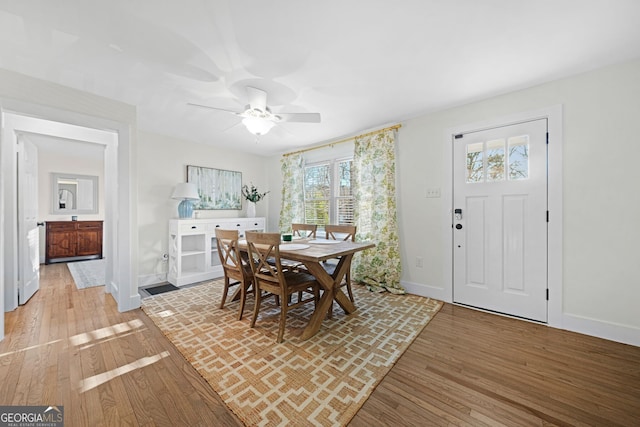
(412, 317, 640, 421)
(385, 366, 544, 427)
(351, 304, 640, 426)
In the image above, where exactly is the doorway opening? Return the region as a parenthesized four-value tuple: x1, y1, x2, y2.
(1, 104, 138, 342)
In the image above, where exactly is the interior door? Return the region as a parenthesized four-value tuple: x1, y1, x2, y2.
(453, 119, 548, 322)
(18, 137, 39, 305)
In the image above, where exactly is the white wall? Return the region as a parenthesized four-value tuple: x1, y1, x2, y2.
(397, 58, 640, 336)
(36, 143, 105, 222)
(33, 139, 105, 262)
(136, 130, 271, 286)
(267, 58, 640, 346)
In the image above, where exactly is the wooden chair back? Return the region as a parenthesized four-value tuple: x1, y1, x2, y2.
(245, 231, 319, 342)
(245, 232, 286, 295)
(216, 229, 244, 274)
(323, 225, 358, 316)
(291, 223, 317, 238)
(215, 228, 254, 319)
(324, 224, 356, 242)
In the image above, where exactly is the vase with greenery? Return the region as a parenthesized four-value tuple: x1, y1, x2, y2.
(242, 183, 269, 217)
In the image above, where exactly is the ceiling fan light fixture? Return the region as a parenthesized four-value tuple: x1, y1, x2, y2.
(242, 116, 275, 136)
(189, 86, 320, 137)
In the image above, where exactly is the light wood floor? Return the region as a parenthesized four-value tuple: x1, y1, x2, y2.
(1, 264, 639, 426)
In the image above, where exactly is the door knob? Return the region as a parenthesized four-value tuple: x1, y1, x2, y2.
(455, 224, 463, 230)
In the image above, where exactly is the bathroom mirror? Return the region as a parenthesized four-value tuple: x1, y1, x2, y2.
(51, 173, 99, 214)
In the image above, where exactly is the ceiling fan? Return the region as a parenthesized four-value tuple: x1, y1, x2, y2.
(188, 86, 321, 136)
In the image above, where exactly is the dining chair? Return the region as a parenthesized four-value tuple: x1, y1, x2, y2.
(245, 231, 320, 343)
(215, 229, 255, 320)
(323, 225, 357, 314)
(291, 223, 317, 239)
(282, 223, 318, 272)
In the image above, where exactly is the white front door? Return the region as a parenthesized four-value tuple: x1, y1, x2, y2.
(18, 137, 39, 305)
(453, 119, 548, 322)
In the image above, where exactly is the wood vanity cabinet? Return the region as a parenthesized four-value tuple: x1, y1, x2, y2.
(45, 220, 103, 264)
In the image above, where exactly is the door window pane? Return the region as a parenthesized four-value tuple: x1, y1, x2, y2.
(466, 142, 484, 183)
(508, 135, 529, 180)
(486, 139, 505, 182)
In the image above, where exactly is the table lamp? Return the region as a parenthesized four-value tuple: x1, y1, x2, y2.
(172, 183, 199, 218)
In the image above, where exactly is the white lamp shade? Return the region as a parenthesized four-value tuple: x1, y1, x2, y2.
(242, 116, 275, 136)
(171, 183, 199, 200)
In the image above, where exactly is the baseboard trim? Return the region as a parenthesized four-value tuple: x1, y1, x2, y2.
(401, 280, 638, 347)
(562, 313, 640, 347)
(138, 273, 168, 288)
(121, 292, 141, 312)
(401, 280, 452, 303)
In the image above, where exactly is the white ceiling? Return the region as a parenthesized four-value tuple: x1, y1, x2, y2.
(1, 0, 640, 156)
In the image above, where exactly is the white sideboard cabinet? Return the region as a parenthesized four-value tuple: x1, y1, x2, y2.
(168, 217, 265, 287)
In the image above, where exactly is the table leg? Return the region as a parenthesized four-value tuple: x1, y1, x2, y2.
(299, 255, 355, 340)
(329, 255, 356, 314)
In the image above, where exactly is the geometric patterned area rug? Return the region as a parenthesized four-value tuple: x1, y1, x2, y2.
(67, 258, 105, 290)
(142, 279, 442, 426)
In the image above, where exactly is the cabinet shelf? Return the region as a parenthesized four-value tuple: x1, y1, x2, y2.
(168, 217, 265, 287)
(181, 250, 206, 256)
(180, 268, 206, 275)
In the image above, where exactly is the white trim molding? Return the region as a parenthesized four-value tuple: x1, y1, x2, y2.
(401, 280, 450, 302)
(562, 313, 640, 347)
(138, 273, 168, 288)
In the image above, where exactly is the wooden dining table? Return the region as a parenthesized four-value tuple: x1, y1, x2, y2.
(277, 239, 375, 340)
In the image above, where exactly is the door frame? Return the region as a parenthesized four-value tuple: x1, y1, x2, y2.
(442, 105, 563, 328)
(1, 100, 139, 342)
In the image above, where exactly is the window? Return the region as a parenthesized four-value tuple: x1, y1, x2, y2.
(466, 135, 529, 183)
(304, 158, 354, 227)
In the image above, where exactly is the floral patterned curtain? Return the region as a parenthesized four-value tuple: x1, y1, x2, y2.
(351, 129, 404, 294)
(279, 153, 305, 232)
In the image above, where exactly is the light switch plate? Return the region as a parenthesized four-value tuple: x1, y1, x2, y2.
(425, 187, 441, 198)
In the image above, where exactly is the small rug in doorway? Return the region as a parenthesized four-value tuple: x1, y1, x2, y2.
(145, 283, 180, 296)
(142, 279, 442, 426)
(67, 259, 105, 290)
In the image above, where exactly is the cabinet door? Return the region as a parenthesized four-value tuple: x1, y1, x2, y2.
(76, 229, 101, 256)
(76, 222, 103, 257)
(47, 229, 77, 259)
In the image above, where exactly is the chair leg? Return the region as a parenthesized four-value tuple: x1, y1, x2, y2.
(277, 297, 288, 343)
(250, 287, 262, 328)
(238, 279, 247, 321)
(220, 277, 230, 309)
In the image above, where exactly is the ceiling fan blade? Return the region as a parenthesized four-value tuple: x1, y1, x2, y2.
(187, 102, 241, 115)
(246, 86, 268, 112)
(277, 112, 321, 123)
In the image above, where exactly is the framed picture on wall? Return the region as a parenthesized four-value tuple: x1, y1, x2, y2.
(187, 165, 242, 210)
